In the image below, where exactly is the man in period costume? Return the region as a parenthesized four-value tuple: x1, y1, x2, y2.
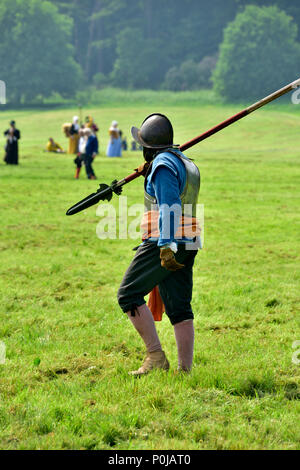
(74, 128, 87, 179)
(84, 128, 98, 180)
(117, 114, 201, 375)
(4, 121, 21, 165)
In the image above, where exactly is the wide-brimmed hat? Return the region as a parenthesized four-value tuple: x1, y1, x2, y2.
(131, 113, 179, 149)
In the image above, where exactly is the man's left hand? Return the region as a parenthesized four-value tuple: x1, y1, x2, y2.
(160, 248, 185, 271)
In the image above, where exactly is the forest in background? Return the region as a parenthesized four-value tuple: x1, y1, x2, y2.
(54, 0, 300, 84)
(0, 0, 300, 104)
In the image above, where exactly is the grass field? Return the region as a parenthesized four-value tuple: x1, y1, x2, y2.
(0, 97, 299, 450)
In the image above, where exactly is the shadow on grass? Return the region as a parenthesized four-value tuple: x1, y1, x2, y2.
(225, 374, 277, 398)
(212, 374, 300, 400)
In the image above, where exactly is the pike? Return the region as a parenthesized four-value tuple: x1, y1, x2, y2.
(66, 78, 300, 216)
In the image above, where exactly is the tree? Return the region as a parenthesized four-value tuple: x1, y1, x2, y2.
(163, 56, 217, 91)
(53, 0, 239, 89)
(213, 5, 300, 101)
(0, 0, 82, 103)
(111, 27, 163, 89)
(52, 0, 137, 82)
(2, 1, 300, 96)
(234, 1, 300, 40)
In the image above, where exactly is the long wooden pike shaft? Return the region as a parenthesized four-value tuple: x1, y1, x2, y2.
(247, 78, 300, 113)
(180, 77, 300, 152)
(123, 78, 300, 183)
(66, 78, 300, 215)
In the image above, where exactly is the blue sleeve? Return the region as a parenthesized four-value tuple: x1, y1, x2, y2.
(85, 138, 91, 155)
(152, 166, 182, 246)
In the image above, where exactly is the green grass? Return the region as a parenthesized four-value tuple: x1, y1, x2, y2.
(0, 99, 299, 450)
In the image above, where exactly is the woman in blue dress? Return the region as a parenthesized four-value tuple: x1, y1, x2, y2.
(106, 121, 122, 157)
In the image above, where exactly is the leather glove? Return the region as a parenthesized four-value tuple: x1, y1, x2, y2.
(160, 248, 185, 271)
(134, 161, 150, 177)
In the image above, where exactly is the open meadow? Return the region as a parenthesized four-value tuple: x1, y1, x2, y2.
(0, 95, 299, 450)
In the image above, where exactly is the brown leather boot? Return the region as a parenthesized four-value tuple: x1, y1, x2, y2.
(129, 350, 169, 376)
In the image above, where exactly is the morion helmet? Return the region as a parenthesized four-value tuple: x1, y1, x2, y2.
(131, 113, 179, 149)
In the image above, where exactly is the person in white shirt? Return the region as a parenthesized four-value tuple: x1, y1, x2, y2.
(74, 128, 87, 179)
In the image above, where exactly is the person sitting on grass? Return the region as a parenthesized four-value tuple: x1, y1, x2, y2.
(46, 137, 65, 153)
(84, 128, 98, 180)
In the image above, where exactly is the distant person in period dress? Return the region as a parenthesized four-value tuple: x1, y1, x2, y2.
(85, 115, 99, 134)
(74, 128, 87, 179)
(119, 130, 127, 151)
(106, 121, 122, 157)
(122, 135, 128, 151)
(131, 140, 137, 151)
(46, 138, 65, 153)
(68, 116, 80, 154)
(4, 121, 21, 165)
(84, 128, 98, 179)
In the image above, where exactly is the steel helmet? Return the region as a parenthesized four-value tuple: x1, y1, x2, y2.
(131, 113, 179, 149)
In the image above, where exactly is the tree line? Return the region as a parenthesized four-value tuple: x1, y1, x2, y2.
(0, 0, 299, 103)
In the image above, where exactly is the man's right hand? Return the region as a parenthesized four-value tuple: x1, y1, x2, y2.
(135, 161, 150, 177)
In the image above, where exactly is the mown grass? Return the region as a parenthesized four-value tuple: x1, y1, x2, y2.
(0, 99, 299, 450)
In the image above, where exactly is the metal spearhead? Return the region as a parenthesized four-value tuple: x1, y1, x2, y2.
(66, 181, 121, 216)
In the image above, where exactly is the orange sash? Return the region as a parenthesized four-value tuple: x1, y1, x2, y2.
(147, 285, 165, 321)
(141, 210, 201, 241)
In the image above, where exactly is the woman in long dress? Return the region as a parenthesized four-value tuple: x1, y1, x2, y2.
(68, 116, 80, 154)
(4, 121, 20, 165)
(106, 121, 122, 157)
